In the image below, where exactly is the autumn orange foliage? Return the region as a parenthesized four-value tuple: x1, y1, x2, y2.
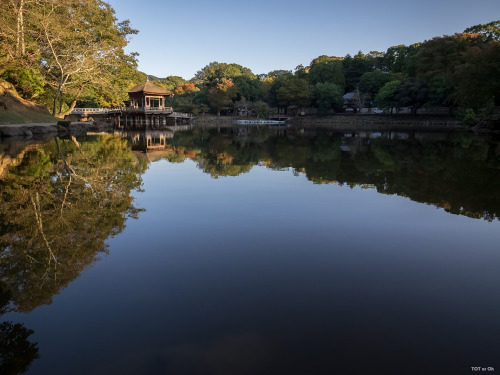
(174, 83, 196, 94)
(216, 80, 234, 91)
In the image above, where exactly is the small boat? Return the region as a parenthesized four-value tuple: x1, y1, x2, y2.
(232, 120, 287, 125)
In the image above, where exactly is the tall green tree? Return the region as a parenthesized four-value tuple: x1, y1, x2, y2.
(383, 43, 421, 76)
(358, 70, 390, 97)
(426, 75, 455, 108)
(262, 71, 294, 108)
(307, 57, 345, 90)
(343, 51, 376, 92)
(394, 78, 428, 114)
(29, 0, 139, 115)
(453, 40, 500, 108)
(416, 33, 480, 80)
(312, 82, 343, 115)
(276, 77, 311, 112)
(374, 80, 401, 113)
(195, 62, 255, 87)
(233, 75, 262, 102)
(155, 76, 187, 92)
(464, 20, 500, 41)
(207, 80, 237, 116)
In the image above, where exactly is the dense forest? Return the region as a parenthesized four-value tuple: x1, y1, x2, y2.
(147, 22, 500, 123)
(0, 1, 499, 123)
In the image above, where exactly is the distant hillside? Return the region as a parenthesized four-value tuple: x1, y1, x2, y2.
(0, 79, 57, 125)
(147, 74, 164, 82)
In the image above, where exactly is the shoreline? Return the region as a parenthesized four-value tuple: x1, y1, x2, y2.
(194, 114, 467, 132)
(0, 123, 66, 138)
(0, 121, 115, 138)
(4, 115, 496, 138)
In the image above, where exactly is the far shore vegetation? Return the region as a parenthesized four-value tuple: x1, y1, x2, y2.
(0, 1, 499, 126)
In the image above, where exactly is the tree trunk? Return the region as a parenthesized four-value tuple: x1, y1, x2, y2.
(59, 99, 78, 117)
(52, 75, 67, 116)
(52, 85, 61, 116)
(15, 2, 21, 56)
(20, 0, 25, 55)
(14, 0, 25, 57)
(20, 0, 26, 56)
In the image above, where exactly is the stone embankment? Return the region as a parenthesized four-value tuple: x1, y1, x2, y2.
(62, 119, 114, 135)
(0, 123, 67, 138)
(0, 119, 114, 138)
(194, 114, 466, 131)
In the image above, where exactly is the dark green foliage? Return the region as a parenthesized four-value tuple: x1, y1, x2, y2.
(294, 64, 308, 79)
(374, 80, 401, 109)
(343, 51, 376, 92)
(427, 75, 455, 107)
(0, 322, 39, 375)
(233, 76, 262, 102)
(464, 20, 500, 41)
(155, 76, 187, 92)
(253, 101, 272, 117)
(416, 34, 478, 80)
(307, 59, 345, 90)
(459, 108, 478, 126)
(359, 70, 390, 97)
(383, 43, 421, 76)
(312, 82, 343, 115)
(276, 77, 311, 108)
(394, 78, 428, 114)
(453, 40, 500, 108)
(1, 69, 45, 100)
(195, 62, 256, 87)
(267, 70, 293, 79)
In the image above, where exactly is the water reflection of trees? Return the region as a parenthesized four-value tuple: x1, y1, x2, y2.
(163, 127, 500, 221)
(0, 135, 147, 313)
(0, 286, 39, 375)
(0, 320, 39, 375)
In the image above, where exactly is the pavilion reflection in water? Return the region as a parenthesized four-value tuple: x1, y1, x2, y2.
(116, 125, 193, 154)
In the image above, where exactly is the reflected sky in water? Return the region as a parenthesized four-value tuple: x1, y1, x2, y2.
(1, 130, 500, 375)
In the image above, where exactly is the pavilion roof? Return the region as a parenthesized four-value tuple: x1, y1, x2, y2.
(128, 81, 173, 96)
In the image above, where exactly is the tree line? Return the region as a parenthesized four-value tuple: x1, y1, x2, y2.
(158, 21, 499, 122)
(0, 1, 498, 122)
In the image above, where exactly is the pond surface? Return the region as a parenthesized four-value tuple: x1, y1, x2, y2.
(1, 127, 499, 374)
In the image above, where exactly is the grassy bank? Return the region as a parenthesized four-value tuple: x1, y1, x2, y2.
(0, 110, 58, 125)
(0, 79, 57, 125)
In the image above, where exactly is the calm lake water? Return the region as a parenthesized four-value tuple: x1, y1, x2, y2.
(1, 126, 499, 375)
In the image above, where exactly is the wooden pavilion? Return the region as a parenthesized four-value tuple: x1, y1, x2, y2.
(67, 80, 193, 129)
(128, 81, 173, 110)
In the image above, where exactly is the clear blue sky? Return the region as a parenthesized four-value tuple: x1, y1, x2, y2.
(106, 0, 500, 80)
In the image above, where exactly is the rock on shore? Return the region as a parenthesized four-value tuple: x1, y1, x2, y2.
(0, 124, 67, 138)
